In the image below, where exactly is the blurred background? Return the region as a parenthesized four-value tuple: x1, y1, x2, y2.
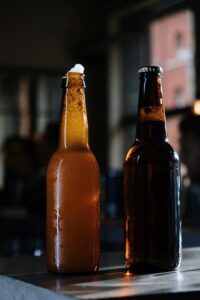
(0, 0, 200, 256)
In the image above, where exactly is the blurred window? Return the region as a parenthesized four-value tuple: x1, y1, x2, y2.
(0, 72, 61, 187)
(176, 32, 184, 51)
(150, 9, 195, 151)
(175, 88, 184, 107)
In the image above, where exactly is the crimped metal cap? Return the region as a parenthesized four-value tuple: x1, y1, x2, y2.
(138, 66, 163, 74)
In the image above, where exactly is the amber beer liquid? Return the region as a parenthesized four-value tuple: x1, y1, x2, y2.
(46, 64, 100, 273)
(124, 66, 181, 272)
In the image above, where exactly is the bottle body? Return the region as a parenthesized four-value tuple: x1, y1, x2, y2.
(124, 141, 181, 271)
(47, 149, 100, 273)
(124, 66, 181, 272)
(46, 68, 100, 273)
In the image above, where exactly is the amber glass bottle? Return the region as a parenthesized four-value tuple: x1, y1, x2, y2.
(124, 66, 181, 272)
(46, 65, 100, 274)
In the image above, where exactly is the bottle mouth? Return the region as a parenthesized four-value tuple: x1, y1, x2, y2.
(138, 66, 163, 75)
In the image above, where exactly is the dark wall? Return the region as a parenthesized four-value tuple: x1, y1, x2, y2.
(0, 0, 110, 171)
(0, 0, 107, 70)
(83, 54, 108, 173)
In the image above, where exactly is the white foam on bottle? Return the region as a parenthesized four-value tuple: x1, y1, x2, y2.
(68, 64, 84, 74)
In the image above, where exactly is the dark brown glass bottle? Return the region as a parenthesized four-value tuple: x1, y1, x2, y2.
(124, 66, 181, 272)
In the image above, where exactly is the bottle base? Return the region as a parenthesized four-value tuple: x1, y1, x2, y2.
(47, 264, 99, 275)
(126, 257, 181, 274)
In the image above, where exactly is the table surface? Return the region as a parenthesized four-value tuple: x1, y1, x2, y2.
(1, 248, 200, 299)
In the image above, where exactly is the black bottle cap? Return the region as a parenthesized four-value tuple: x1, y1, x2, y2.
(138, 66, 163, 74)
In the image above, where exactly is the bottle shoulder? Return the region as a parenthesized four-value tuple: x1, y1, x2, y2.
(47, 148, 100, 189)
(125, 141, 179, 164)
(47, 148, 99, 171)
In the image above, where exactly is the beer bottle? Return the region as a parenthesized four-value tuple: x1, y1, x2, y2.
(124, 66, 181, 272)
(46, 64, 100, 273)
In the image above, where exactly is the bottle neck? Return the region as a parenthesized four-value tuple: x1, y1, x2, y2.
(59, 72, 89, 150)
(135, 73, 167, 144)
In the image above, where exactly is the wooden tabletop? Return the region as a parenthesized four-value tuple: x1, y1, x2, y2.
(1, 248, 200, 299)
